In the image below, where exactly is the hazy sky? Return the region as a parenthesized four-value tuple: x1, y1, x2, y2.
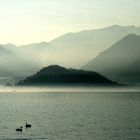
(0, 0, 140, 45)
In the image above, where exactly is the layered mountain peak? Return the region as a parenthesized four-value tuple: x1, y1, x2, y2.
(0, 25, 140, 85)
(83, 33, 140, 84)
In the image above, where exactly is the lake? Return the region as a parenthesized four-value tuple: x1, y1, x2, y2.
(0, 87, 140, 140)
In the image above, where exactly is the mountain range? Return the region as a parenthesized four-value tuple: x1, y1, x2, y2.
(83, 34, 140, 84)
(49, 25, 140, 67)
(0, 44, 41, 84)
(0, 25, 140, 85)
(4, 25, 140, 67)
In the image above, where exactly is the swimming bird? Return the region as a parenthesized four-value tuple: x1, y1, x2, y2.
(16, 126, 22, 132)
(25, 122, 32, 128)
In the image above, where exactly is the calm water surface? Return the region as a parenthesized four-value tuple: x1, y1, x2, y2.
(0, 89, 140, 140)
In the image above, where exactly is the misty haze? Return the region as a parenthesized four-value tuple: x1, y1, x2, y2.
(0, 0, 140, 140)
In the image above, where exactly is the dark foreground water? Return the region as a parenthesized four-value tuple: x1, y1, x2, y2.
(0, 89, 140, 140)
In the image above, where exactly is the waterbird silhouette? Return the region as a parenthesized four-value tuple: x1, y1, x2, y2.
(25, 122, 32, 128)
(16, 126, 22, 132)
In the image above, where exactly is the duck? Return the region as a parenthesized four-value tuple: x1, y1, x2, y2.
(16, 126, 22, 132)
(25, 122, 32, 128)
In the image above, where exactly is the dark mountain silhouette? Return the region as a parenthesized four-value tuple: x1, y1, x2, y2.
(82, 34, 140, 84)
(1, 25, 140, 85)
(17, 65, 117, 86)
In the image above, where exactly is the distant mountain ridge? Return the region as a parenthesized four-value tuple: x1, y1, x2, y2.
(82, 34, 140, 84)
(0, 44, 41, 84)
(49, 25, 140, 67)
(0, 25, 140, 84)
(4, 25, 140, 68)
(17, 65, 117, 86)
